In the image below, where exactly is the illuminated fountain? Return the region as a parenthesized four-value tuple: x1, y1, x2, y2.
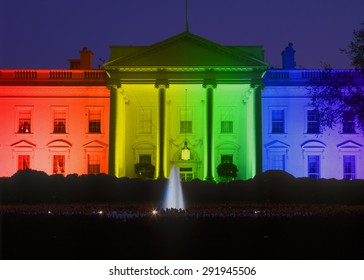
(162, 165, 185, 210)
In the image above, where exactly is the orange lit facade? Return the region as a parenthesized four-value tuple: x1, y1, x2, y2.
(0, 49, 110, 176)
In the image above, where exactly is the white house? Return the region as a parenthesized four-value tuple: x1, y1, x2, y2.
(262, 44, 364, 179)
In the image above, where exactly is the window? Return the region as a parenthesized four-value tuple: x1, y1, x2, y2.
(180, 167, 193, 181)
(221, 154, 233, 164)
(221, 110, 233, 134)
(343, 155, 356, 179)
(18, 111, 31, 133)
(264, 140, 290, 173)
(88, 109, 101, 133)
(138, 109, 152, 134)
(53, 155, 65, 174)
(53, 111, 66, 133)
(139, 154, 151, 164)
(18, 155, 30, 170)
(180, 121, 192, 134)
(342, 112, 356, 134)
(221, 121, 233, 133)
(271, 110, 285, 133)
(271, 154, 285, 171)
(180, 109, 192, 134)
(307, 109, 320, 134)
(307, 155, 320, 179)
(84, 141, 107, 175)
(88, 154, 101, 174)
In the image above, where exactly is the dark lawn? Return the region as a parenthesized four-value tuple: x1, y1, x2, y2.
(1, 204, 364, 260)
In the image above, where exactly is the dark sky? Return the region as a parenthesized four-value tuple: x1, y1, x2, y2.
(0, 0, 363, 69)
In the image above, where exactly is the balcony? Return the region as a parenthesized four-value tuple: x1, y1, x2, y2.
(0, 70, 108, 86)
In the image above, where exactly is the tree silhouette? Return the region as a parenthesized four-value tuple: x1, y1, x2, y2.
(308, 23, 364, 133)
(216, 163, 238, 182)
(341, 22, 364, 70)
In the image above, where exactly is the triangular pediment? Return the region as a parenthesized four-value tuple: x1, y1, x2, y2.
(337, 140, 362, 149)
(265, 140, 290, 149)
(11, 140, 36, 149)
(83, 140, 108, 149)
(106, 32, 267, 68)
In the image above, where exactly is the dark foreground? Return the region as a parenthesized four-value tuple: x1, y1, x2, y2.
(1, 204, 364, 260)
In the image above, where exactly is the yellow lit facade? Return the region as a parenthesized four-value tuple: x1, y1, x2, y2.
(105, 32, 267, 180)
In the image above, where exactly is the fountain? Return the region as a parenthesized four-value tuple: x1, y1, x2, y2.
(161, 165, 185, 210)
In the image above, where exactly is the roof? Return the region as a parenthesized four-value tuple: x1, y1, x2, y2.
(105, 32, 267, 69)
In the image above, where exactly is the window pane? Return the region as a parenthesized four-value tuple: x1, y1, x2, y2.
(53, 111, 66, 133)
(221, 155, 233, 164)
(180, 109, 192, 134)
(271, 154, 285, 171)
(221, 121, 233, 133)
(138, 110, 152, 134)
(180, 121, 192, 133)
(89, 110, 101, 133)
(180, 167, 193, 182)
(342, 112, 356, 134)
(88, 154, 101, 174)
(139, 154, 151, 164)
(272, 110, 284, 133)
(53, 155, 65, 174)
(18, 111, 31, 133)
(18, 155, 30, 170)
(308, 155, 320, 179)
(221, 110, 233, 134)
(307, 110, 320, 134)
(343, 155, 356, 179)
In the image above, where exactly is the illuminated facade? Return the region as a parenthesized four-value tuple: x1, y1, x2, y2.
(1, 37, 362, 181)
(104, 32, 267, 180)
(0, 48, 110, 177)
(262, 44, 364, 179)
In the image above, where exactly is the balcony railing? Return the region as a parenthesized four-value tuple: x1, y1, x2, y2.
(264, 69, 364, 85)
(0, 70, 108, 83)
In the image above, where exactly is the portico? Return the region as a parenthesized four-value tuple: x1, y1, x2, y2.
(105, 31, 267, 180)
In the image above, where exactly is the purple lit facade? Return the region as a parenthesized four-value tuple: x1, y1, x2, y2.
(262, 44, 364, 179)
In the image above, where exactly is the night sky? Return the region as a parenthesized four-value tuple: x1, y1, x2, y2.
(0, 0, 363, 69)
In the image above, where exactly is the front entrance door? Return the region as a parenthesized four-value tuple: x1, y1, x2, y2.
(179, 167, 193, 181)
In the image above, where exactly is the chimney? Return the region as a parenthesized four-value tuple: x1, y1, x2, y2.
(68, 47, 93, 69)
(80, 47, 93, 70)
(281, 43, 296, 69)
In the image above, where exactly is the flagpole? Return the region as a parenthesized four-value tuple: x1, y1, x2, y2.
(185, 0, 189, 32)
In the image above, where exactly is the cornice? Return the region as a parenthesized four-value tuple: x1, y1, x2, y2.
(105, 66, 265, 72)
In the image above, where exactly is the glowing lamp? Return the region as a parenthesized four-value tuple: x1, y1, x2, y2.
(181, 141, 190, 161)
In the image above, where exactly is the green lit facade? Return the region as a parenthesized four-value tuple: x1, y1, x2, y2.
(104, 32, 267, 180)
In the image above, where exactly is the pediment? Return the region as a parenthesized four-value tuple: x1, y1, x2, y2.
(337, 140, 362, 150)
(265, 140, 290, 149)
(83, 140, 108, 149)
(47, 140, 72, 148)
(216, 141, 240, 150)
(132, 141, 155, 150)
(301, 140, 326, 149)
(11, 140, 36, 149)
(106, 32, 267, 68)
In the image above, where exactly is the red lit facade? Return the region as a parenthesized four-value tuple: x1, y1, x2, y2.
(0, 49, 110, 176)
